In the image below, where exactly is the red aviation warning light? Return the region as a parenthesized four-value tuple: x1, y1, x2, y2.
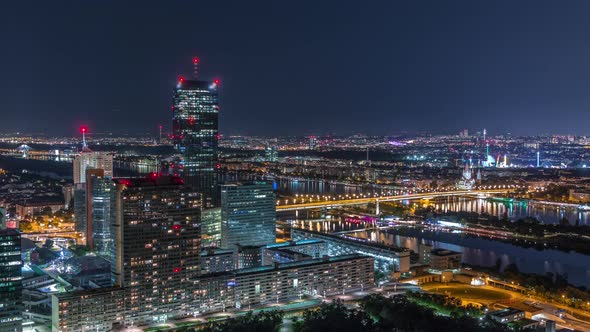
(173, 267, 182, 273)
(214, 79, 220, 85)
(80, 126, 89, 148)
(178, 76, 185, 83)
(193, 57, 199, 64)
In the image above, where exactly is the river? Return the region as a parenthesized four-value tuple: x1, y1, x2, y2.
(429, 197, 590, 225)
(283, 216, 590, 287)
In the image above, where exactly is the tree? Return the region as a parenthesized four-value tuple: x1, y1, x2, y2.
(294, 300, 374, 332)
(200, 311, 283, 332)
(41, 206, 53, 217)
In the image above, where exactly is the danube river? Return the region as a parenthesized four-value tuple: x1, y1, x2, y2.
(429, 197, 590, 225)
(286, 217, 590, 287)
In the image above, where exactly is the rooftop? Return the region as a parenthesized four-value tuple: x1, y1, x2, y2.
(201, 247, 234, 256)
(235, 253, 372, 276)
(265, 239, 324, 249)
(114, 174, 184, 187)
(489, 307, 524, 318)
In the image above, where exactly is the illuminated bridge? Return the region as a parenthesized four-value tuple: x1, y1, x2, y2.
(276, 189, 512, 213)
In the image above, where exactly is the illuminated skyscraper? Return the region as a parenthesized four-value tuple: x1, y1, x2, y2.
(73, 151, 113, 185)
(220, 182, 276, 251)
(85, 169, 116, 266)
(201, 207, 221, 248)
(112, 175, 202, 325)
(171, 58, 220, 207)
(0, 228, 22, 332)
(72, 137, 114, 239)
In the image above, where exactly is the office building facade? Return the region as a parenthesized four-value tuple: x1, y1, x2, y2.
(232, 254, 373, 307)
(220, 182, 276, 250)
(171, 77, 220, 207)
(201, 207, 221, 248)
(73, 150, 113, 239)
(85, 170, 116, 265)
(200, 248, 234, 274)
(113, 176, 201, 326)
(51, 287, 124, 332)
(73, 151, 113, 185)
(0, 229, 23, 332)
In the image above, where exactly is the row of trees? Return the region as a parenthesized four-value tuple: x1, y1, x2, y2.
(188, 295, 528, 332)
(405, 292, 482, 317)
(195, 311, 284, 332)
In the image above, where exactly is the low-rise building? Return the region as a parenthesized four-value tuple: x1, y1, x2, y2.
(51, 254, 374, 329)
(418, 243, 432, 264)
(262, 240, 327, 265)
(488, 307, 525, 324)
(232, 254, 374, 307)
(292, 228, 410, 273)
(237, 245, 264, 269)
(16, 200, 64, 218)
(200, 248, 234, 274)
(51, 287, 124, 332)
(429, 248, 462, 271)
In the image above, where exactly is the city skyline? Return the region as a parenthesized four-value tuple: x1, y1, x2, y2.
(4, 2, 590, 331)
(4, 1, 590, 136)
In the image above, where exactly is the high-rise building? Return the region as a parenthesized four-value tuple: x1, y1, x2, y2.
(85, 169, 116, 266)
(0, 207, 7, 229)
(264, 146, 278, 162)
(220, 182, 276, 251)
(0, 228, 23, 332)
(73, 151, 113, 185)
(308, 136, 317, 150)
(73, 185, 87, 237)
(201, 207, 221, 248)
(112, 175, 201, 326)
(73, 149, 113, 239)
(171, 62, 220, 207)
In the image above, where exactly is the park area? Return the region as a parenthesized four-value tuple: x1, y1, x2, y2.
(422, 282, 514, 306)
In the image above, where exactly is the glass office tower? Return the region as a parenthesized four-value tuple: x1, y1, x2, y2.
(171, 78, 219, 207)
(86, 170, 116, 266)
(0, 228, 23, 332)
(220, 182, 276, 250)
(201, 207, 221, 248)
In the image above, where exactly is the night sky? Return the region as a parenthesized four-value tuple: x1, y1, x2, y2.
(2, 1, 590, 137)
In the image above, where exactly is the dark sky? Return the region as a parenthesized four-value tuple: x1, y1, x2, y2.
(2, 1, 590, 137)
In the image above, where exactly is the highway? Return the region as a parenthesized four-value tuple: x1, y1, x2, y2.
(276, 189, 512, 211)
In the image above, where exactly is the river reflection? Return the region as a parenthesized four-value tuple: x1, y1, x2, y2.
(284, 215, 590, 287)
(430, 197, 590, 225)
(354, 228, 590, 288)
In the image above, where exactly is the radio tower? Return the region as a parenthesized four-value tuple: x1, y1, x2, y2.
(80, 126, 88, 149)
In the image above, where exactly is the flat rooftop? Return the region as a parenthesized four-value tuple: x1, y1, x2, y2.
(235, 253, 372, 276)
(489, 307, 524, 318)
